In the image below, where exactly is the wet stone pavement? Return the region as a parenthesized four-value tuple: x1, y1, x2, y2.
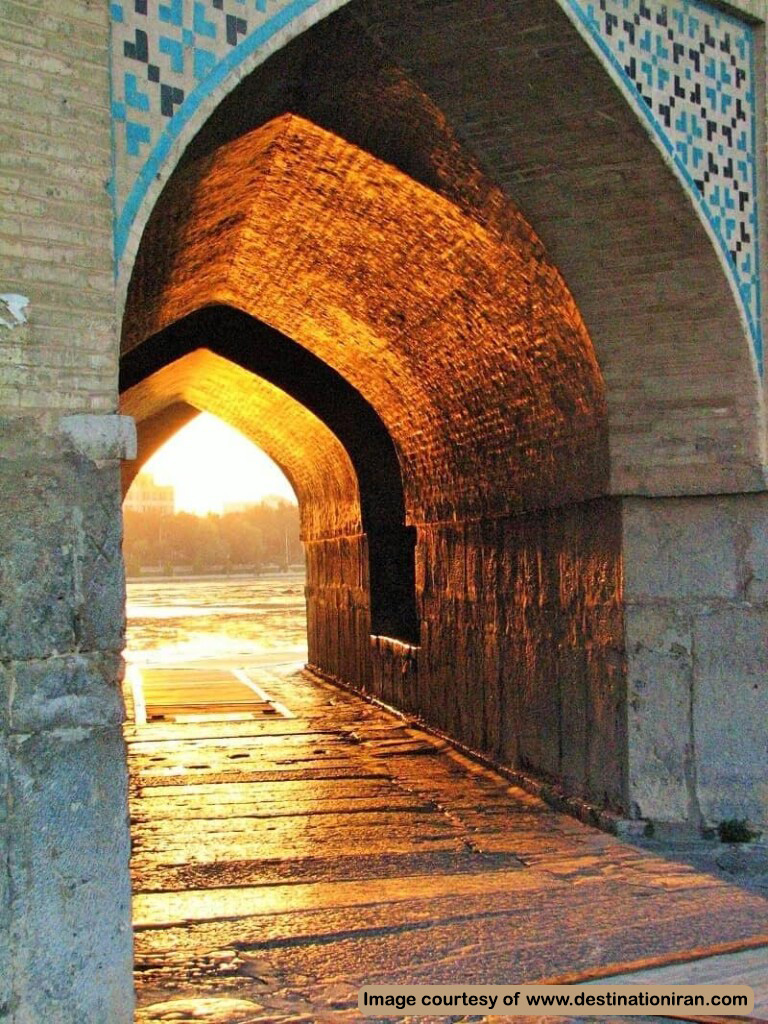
(128, 668, 768, 1024)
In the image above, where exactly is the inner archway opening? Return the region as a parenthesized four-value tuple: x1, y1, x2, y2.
(122, 411, 308, 723)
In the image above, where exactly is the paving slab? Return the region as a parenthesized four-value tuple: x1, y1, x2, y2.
(130, 667, 768, 1023)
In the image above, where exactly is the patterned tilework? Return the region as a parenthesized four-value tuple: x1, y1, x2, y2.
(110, 0, 287, 167)
(110, 0, 326, 263)
(109, 0, 762, 365)
(564, 0, 762, 366)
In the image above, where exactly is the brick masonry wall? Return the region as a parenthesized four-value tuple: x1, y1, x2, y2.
(307, 502, 627, 816)
(121, 350, 373, 700)
(121, 111, 628, 812)
(384, 501, 626, 813)
(120, 348, 364, 541)
(0, 0, 117, 417)
(108, 0, 765, 376)
(305, 534, 372, 693)
(0, 1, 766, 1019)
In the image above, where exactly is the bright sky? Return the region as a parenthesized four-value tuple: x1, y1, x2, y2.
(142, 412, 297, 516)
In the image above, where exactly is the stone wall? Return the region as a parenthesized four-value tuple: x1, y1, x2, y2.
(624, 494, 768, 829)
(0, 420, 134, 1023)
(0, 1, 135, 1019)
(353, 500, 627, 814)
(305, 534, 372, 692)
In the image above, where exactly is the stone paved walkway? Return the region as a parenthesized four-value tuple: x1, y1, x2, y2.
(128, 667, 768, 1023)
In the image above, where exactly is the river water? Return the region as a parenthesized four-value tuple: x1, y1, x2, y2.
(124, 573, 308, 671)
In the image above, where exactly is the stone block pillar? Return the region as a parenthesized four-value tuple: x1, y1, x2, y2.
(0, 416, 136, 1023)
(623, 494, 768, 831)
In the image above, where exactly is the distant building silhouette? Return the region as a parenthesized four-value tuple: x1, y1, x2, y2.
(125, 472, 175, 515)
(224, 494, 295, 514)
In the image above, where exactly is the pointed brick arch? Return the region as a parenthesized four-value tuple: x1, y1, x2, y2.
(121, 347, 375, 681)
(113, 1, 765, 494)
(123, 114, 609, 526)
(121, 348, 362, 540)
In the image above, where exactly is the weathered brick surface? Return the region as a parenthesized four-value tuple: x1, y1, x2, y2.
(349, 0, 765, 494)
(125, 115, 609, 525)
(0, 0, 115, 416)
(408, 500, 626, 811)
(181, 3, 764, 496)
(305, 534, 372, 691)
(304, 500, 627, 814)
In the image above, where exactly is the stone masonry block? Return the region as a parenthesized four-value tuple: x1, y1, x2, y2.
(0, 457, 76, 661)
(7, 727, 134, 1024)
(59, 414, 136, 462)
(741, 493, 768, 603)
(74, 460, 126, 653)
(0, 421, 126, 659)
(0, 821, 8, 1018)
(693, 607, 768, 827)
(3, 653, 124, 733)
(623, 497, 741, 602)
(0, 739, 7, 825)
(625, 605, 693, 823)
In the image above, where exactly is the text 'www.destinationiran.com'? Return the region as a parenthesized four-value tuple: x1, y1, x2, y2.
(359, 984, 754, 1016)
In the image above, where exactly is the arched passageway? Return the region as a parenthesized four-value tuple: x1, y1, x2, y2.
(3, 1, 768, 1020)
(122, 347, 373, 684)
(115, 0, 768, 834)
(122, 113, 622, 810)
(116, 0, 767, 830)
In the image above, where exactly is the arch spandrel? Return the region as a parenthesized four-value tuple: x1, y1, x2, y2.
(124, 115, 608, 525)
(120, 348, 363, 541)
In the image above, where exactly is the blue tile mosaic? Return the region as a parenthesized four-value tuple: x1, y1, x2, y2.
(564, 0, 761, 365)
(111, 0, 323, 264)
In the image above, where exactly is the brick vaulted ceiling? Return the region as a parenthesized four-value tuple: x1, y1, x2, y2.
(154, 2, 764, 497)
(122, 115, 608, 529)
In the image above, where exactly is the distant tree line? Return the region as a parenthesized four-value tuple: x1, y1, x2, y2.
(123, 501, 302, 577)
